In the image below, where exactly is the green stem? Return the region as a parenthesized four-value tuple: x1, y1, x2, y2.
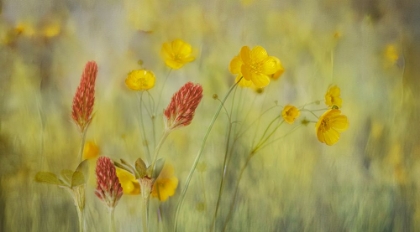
(151, 130, 170, 172)
(141, 197, 149, 232)
(174, 80, 240, 232)
(78, 128, 88, 162)
(222, 154, 253, 232)
(109, 207, 116, 232)
(138, 92, 152, 163)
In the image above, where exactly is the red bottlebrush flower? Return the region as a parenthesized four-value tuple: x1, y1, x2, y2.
(164, 82, 203, 131)
(72, 61, 98, 132)
(95, 156, 123, 209)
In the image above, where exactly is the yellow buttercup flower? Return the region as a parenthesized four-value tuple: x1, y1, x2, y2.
(315, 109, 349, 146)
(229, 54, 253, 87)
(125, 69, 155, 91)
(161, 39, 195, 69)
(325, 85, 342, 108)
(282, 105, 300, 124)
(229, 46, 281, 88)
(83, 141, 100, 160)
(151, 164, 178, 202)
(115, 168, 141, 195)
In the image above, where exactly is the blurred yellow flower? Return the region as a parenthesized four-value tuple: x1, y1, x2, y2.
(229, 46, 281, 88)
(42, 21, 61, 38)
(384, 44, 399, 65)
(282, 105, 300, 124)
(125, 69, 155, 91)
(316, 109, 349, 146)
(115, 164, 178, 201)
(325, 85, 342, 108)
(161, 39, 195, 69)
(151, 164, 178, 202)
(115, 168, 141, 195)
(83, 141, 100, 160)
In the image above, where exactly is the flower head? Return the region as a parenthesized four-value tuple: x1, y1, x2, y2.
(164, 82, 203, 131)
(95, 157, 123, 209)
(125, 69, 156, 91)
(229, 46, 282, 88)
(115, 164, 178, 202)
(161, 39, 195, 69)
(316, 109, 349, 146)
(72, 61, 97, 132)
(151, 164, 178, 202)
(325, 85, 342, 108)
(282, 105, 300, 124)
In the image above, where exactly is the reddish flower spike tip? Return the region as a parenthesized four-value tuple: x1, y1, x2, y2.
(164, 82, 203, 131)
(95, 156, 123, 209)
(72, 61, 98, 132)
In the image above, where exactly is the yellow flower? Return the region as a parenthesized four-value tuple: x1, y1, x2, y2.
(325, 85, 342, 108)
(161, 39, 195, 69)
(115, 164, 178, 201)
(151, 164, 178, 202)
(83, 141, 100, 160)
(115, 168, 141, 195)
(384, 44, 399, 65)
(315, 109, 349, 146)
(125, 69, 155, 91)
(229, 46, 281, 88)
(282, 105, 300, 124)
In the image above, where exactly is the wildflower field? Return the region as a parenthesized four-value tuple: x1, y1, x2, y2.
(1, 0, 420, 231)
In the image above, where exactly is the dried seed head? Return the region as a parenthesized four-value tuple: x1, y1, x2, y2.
(164, 82, 203, 131)
(72, 61, 97, 132)
(95, 156, 123, 209)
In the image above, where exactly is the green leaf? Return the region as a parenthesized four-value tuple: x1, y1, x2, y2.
(59, 169, 74, 186)
(152, 159, 165, 179)
(35, 172, 65, 186)
(135, 158, 147, 178)
(71, 171, 85, 187)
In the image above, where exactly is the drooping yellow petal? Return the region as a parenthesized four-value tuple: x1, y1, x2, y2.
(115, 168, 141, 195)
(83, 141, 100, 160)
(229, 55, 242, 75)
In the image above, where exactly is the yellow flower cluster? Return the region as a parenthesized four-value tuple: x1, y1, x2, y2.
(229, 46, 284, 88)
(316, 85, 349, 145)
(115, 164, 178, 202)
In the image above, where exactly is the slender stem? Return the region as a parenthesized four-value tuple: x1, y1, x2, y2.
(78, 128, 88, 162)
(222, 154, 253, 232)
(174, 80, 240, 232)
(141, 197, 149, 232)
(151, 130, 170, 172)
(109, 207, 116, 232)
(76, 205, 84, 232)
(138, 93, 152, 163)
(211, 119, 233, 231)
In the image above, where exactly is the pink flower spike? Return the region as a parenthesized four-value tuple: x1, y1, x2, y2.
(95, 156, 123, 209)
(164, 82, 203, 131)
(72, 61, 98, 132)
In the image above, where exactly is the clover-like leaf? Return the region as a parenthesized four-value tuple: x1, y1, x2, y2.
(35, 172, 65, 187)
(71, 170, 85, 187)
(135, 158, 147, 178)
(152, 159, 165, 179)
(59, 169, 74, 187)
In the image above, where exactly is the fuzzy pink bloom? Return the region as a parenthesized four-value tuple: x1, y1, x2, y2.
(95, 156, 123, 209)
(72, 61, 97, 132)
(164, 82, 203, 130)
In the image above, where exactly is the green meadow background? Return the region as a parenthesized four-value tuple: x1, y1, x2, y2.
(1, 0, 420, 231)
